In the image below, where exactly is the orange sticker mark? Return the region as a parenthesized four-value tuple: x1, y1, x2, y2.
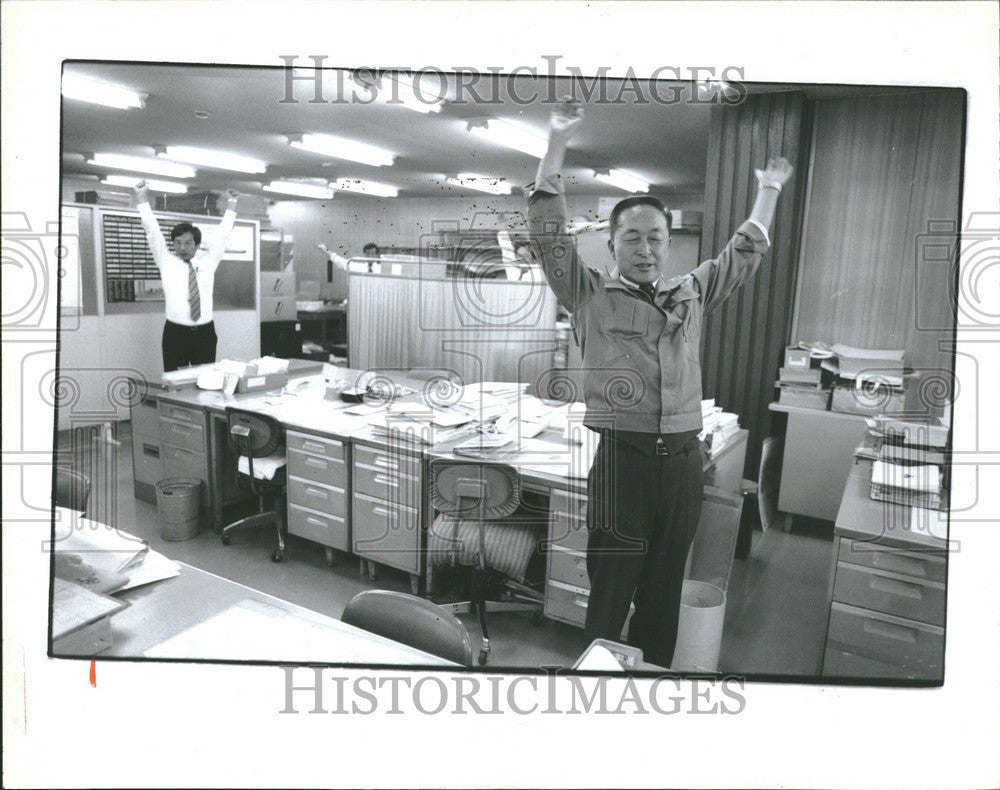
(89, 660, 97, 687)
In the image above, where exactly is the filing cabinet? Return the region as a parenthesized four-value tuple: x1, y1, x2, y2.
(130, 388, 163, 503)
(286, 430, 349, 553)
(158, 400, 211, 512)
(351, 444, 424, 583)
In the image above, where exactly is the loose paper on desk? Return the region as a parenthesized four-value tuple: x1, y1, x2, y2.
(576, 644, 625, 672)
(910, 507, 948, 542)
(52, 577, 129, 642)
(872, 460, 941, 493)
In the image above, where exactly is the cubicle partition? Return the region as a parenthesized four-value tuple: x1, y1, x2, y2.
(348, 272, 558, 386)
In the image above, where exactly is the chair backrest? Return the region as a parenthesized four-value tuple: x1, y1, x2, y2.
(54, 467, 91, 512)
(341, 590, 474, 666)
(226, 408, 283, 457)
(428, 460, 520, 520)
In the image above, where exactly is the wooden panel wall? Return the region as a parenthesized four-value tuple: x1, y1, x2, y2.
(700, 91, 812, 479)
(348, 273, 558, 386)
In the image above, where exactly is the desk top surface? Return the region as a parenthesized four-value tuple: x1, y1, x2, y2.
(835, 460, 948, 551)
(158, 370, 748, 492)
(768, 402, 870, 422)
(109, 562, 455, 666)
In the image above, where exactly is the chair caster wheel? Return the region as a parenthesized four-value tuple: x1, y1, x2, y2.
(221, 534, 231, 545)
(478, 651, 489, 666)
(271, 551, 283, 562)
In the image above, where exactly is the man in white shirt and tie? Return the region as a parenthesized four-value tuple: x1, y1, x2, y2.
(133, 180, 239, 372)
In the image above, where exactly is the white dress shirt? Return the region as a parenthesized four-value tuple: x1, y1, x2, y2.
(138, 202, 237, 326)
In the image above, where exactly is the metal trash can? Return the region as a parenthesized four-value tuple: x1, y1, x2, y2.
(672, 580, 727, 672)
(155, 478, 202, 541)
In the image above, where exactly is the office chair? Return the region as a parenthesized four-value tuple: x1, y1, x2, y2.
(341, 589, 474, 666)
(220, 408, 287, 562)
(54, 467, 91, 513)
(427, 460, 543, 665)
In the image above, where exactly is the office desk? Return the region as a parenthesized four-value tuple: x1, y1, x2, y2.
(155, 374, 748, 625)
(768, 403, 869, 524)
(821, 459, 947, 680)
(108, 562, 454, 666)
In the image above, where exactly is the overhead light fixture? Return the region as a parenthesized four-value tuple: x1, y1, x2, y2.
(62, 73, 146, 110)
(594, 169, 650, 193)
(263, 180, 335, 199)
(467, 118, 547, 158)
(381, 73, 444, 114)
(331, 178, 399, 197)
(86, 153, 196, 179)
(157, 145, 267, 174)
(101, 174, 189, 194)
(288, 134, 395, 167)
(445, 173, 513, 195)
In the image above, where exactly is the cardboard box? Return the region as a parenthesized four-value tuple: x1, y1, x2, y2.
(831, 385, 905, 416)
(235, 370, 288, 394)
(779, 385, 831, 410)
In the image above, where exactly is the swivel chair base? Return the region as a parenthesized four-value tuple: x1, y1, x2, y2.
(221, 509, 286, 563)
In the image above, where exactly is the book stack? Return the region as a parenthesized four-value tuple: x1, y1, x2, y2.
(777, 342, 833, 410)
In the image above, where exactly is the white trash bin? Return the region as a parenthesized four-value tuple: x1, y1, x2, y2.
(672, 580, 727, 672)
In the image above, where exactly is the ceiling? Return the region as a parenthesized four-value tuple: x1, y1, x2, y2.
(61, 63, 933, 202)
(61, 63, 718, 200)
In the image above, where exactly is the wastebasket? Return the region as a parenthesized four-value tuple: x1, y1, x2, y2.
(672, 580, 727, 672)
(155, 478, 202, 541)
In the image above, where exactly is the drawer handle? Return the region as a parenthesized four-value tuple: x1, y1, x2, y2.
(306, 516, 326, 527)
(872, 552, 927, 578)
(169, 408, 191, 420)
(373, 473, 398, 488)
(304, 457, 327, 468)
(143, 443, 160, 458)
(171, 423, 192, 435)
(869, 575, 923, 600)
(302, 440, 327, 453)
(305, 486, 328, 498)
(372, 506, 398, 519)
(576, 559, 587, 571)
(373, 457, 399, 470)
(573, 598, 588, 608)
(863, 618, 917, 643)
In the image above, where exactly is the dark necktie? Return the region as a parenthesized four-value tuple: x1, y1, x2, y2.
(639, 283, 656, 300)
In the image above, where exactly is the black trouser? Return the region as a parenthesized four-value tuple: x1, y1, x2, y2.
(584, 431, 704, 668)
(162, 320, 217, 373)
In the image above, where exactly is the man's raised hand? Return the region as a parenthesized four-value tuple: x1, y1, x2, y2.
(755, 157, 794, 189)
(133, 179, 151, 205)
(550, 99, 584, 139)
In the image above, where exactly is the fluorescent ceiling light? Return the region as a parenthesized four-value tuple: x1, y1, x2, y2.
(467, 118, 547, 158)
(382, 73, 443, 113)
(62, 73, 146, 109)
(289, 134, 395, 167)
(446, 174, 513, 195)
(158, 145, 267, 174)
(331, 178, 399, 197)
(594, 169, 650, 193)
(263, 181, 334, 199)
(86, 153, 196, 179)
(101, 175, 188, 194)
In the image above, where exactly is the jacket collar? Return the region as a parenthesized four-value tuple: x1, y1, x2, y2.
(605, 267, 698, 305)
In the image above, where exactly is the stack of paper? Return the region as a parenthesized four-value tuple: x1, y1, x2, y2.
(870, 459, 944, 510)
(700, 404, 739, 457)
(52, 577, 129, 655)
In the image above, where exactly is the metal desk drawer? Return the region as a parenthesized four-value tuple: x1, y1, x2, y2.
(133, 439, 163, 486)
(833, 562, 945, 626)
(548, 545, 590, 589)
(161, 416, 208, 454)
(286, 431, 344, 460)
(544, 580, 590, 627)
(131, 396, 162, 438)
(287, 503, 349, 552)
(287, 476, 346, 519)
(352, 492, 420, 574)
(825, 601, 944, 673)
(548, 501, 588, 553)
(287, 449, 346, 488)
(159, 402, 205, 425)
(162, 446, 209, 492)
(354, 445, 421, 479)
(837, 537, 946, 585)
(353, 461, 421, 508)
